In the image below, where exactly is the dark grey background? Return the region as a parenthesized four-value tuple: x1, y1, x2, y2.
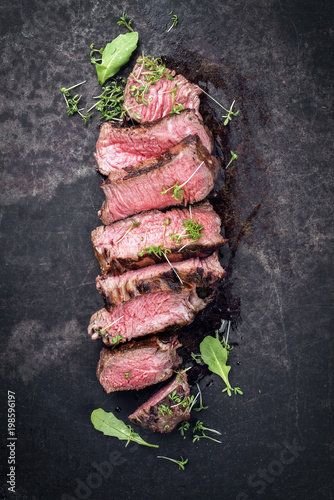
(0, 0, 333, 499)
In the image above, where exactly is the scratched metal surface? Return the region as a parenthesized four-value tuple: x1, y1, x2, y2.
(0, 0, 333, 499)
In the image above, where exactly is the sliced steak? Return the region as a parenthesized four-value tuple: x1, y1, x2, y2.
(94, 109, 213, 175)
(88, 286, 210, 346)
(128, 372, 191, 433)
(123, 56, 202, 123)
(96, 334, 181, 393)
(92, 201, 226, 275)
(98, 135, 219, 225)
(96, 252, 225, 307)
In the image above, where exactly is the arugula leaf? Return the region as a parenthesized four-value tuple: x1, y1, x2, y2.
(199, 335, 233, 393)
(93, 32, 138, 85)
(91, 408, 158, 448)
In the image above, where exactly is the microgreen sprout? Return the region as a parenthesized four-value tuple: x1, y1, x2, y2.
(223, 386, 243, 396)
(92, 316, 124, 340)
(200, 88, 239, 125)
(116, 218, 140, 244)
(163, 250, 183, 284)
(137, 244, 169, 258)
(171, 217, 205, 251)
(60, 82, 92, 125)
(167, 11, 179, 32)
(225, 151, 238, 169)
(157, 456, 188, 470)
(161, 161, 204, 201)
(178, 421, 190, 438)
(190, 352, 202, 364)
(192, 383, 208, 412)
(129, 55, 174, 108)
(221, 100, 239, 126)
(117, 12, 134, 32)
(158, 404, 172, 416)
(192, 420, 222, 444)
(162, 218, 170, 246)
(125, 371, 132, 379)
(89, 44, 104, 64)
(170, 103, 185, 114)
(88, 81, 126, 122)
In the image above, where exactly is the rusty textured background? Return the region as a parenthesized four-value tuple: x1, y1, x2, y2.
(0, 0, 333, 499)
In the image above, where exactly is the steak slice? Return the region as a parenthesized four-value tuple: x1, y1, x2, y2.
(88, 286, 210, 346)
(98, 135, 219, 225)
(94, 109, 213, 175)
(123, 56, 202, 123)
(96, 334, 181, 393)
(96, 252, 225, 307)
(92, 201, 226, 275)
(128, 372, 191, 433)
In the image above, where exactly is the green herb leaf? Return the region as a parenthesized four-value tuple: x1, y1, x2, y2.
(93, 32, 139, 85)
(158, 404, 172, 415)
(199, 335, 232, 392)
(91, 408, 158, 448)
(167, 12, 179, 32)
(178, 420, 190, 438)
(117, 12, 134, 32)
(225, 150, 238, 170)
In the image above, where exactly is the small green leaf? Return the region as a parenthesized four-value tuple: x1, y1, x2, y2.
(94, 32, 138, 85)
(200, 335, 232, 391)
(91, 408, 158, 448)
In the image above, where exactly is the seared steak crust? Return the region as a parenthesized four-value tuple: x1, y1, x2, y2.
(94, 109, 213, 175)
(98, 135, 219, 225)
(96, 252, 225, 307)
(96, 334, 181, 393)
(128, 373, 191, 433)
(92, 201, 226, 275)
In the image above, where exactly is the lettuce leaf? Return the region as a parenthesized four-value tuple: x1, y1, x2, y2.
(91, 408, 158, 448)
(199, 335, 232, 391)
(94, 32, 138, 85)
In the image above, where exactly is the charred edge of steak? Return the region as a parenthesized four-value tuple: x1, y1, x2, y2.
(100, 242, 227, 276)
(128, 373, 191, 433)
(102, 108, 203, 133)
(103, 134, 210, 186)
(99, 333, 181, 358)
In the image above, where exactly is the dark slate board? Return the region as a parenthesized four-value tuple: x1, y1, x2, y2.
(0, 1, 333, 499)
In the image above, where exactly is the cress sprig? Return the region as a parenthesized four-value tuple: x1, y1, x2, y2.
(200, 88, 239, 126)
(59, 81, 92, 125)
(192, 420, 222, 444)
(117, 12, 134, 32)
(161, 161, 205, 201)
(157, 456, 188, 470)
(166, 10, 179, 32)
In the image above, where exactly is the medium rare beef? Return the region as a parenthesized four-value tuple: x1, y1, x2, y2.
(96, 334, 181, 393)
(128, 373, 191, 433)
(88, 286, 210, 346)
(92, 201, 226, 275)
(98, 135, 219, 225)
(94, 109, 213, 175)
(123, 56, 202, 123)
(96, 252, 225, 307)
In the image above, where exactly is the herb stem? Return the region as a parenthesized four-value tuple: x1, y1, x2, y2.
(225, 321, 231, 345)
(64, 80, 87, 92)
(157, 456, 188, 470)
(200, 88, 230, 113)
(163, 251, 183, 284)
(92, 315, 124, 340)
(179, 161, 204, 188)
